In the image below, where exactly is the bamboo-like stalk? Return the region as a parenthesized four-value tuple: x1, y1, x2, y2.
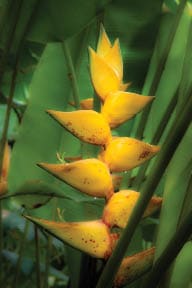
(34, 225, 42, 288)
(14, 220, 29, 288)
(0, 0, 40, 282)
(134, 18, 192, 190)
(135, 0, 188, 140)
(143, 208, 192, 288)
(62, 41, 81, 109)
(133, 88, 178, 189)
(96, 88, 192, 288)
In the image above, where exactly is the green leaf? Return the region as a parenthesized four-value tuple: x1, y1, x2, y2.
(155, 125, 192, 259)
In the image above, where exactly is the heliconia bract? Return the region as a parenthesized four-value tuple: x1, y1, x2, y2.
(25, 216, 118, 259)
(47, 109, 111, 145)
(103, 190, 162, 228)
(38, 159, 114, 199)
(99, 137, 160, 172)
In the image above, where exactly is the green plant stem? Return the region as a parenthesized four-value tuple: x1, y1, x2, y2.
(0, 40, 19, 286)
(96, 90, 192, 288)
(133, 87, 178, 189)
(0, 0, 23, 84)
(143, 209, 192, 288)
(62, 41, 81, 109)
(14, 220, 29, 288)
(34, 225, 41, 288)
(44, 235, 52, 288)
(135, 0, 187, 140)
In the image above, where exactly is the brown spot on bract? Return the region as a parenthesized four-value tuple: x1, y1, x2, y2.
(139, 150, 150, 160)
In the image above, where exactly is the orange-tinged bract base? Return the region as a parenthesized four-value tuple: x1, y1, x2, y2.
(25, 216, 115, 259)
(38, 159, 114, 199)
(89, 47, 120, 101)
(114, 247, 155, 287)
(103, 190, 162, 228)
(99, 137, 160, 172)
(0, 142, 10, 195)
(102, 91, 154, 128)
(47, 110, 111, 145)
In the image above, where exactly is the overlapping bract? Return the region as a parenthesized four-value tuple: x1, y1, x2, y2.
(89, 25, 154, 129)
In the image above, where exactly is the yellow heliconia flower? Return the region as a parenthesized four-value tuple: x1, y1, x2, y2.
(103, 190, 162, 228)
(25, 216, 117, 259)
(0, 142, 10, 195)
(38, 158, 114, 199)
(47, 110, 111, 145)
(114, 247, 155, 287)
(99, 137, 160, 172)
(101, 91, 154, 128)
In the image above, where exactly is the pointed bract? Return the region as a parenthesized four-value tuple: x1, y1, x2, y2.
(102, 91, 154, 128)
(104, 39, 123, 81)
(97, 24, 112, 56)
(47, 110, 111, 145)
(114, 247, 155, 287)
(89, 47, 120, 101)
(38, 159, 114, 199)
(103, 190, 162, 228)
(25, 216, 114, 259)
(99, 137, 160, 172)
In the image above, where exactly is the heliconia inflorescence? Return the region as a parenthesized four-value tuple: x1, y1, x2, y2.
(26, 26, 162, 285)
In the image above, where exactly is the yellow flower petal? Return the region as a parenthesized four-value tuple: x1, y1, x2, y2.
(97, 24, 112, 57)
(114, 247, 155, 287)
(25, 216, 114, 259)
(99, 137, 160, 172)
(104, 39, 123, 81)
(89, 47, 120, 101)
(47, 109, 111, 145)
(38, 159, 114, 199)
(101, 91, 154, 128)
(103, 190, 162, 228)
